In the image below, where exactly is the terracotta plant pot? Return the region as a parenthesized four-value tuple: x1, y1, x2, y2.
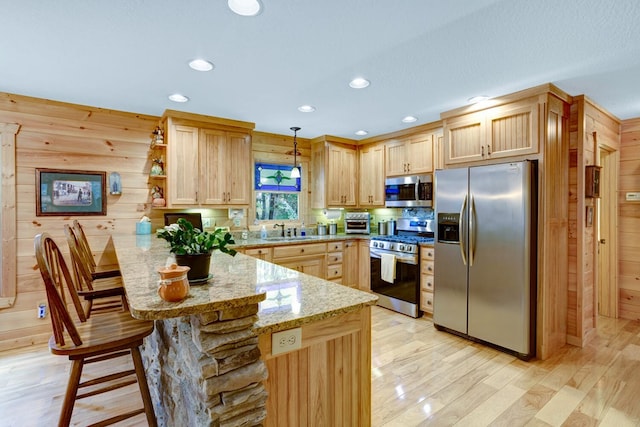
(175, 253, 211, 281)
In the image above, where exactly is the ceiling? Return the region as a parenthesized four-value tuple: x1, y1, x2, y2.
(2, 0, 640, 140)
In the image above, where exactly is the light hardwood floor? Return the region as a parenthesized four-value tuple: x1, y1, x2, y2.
(1, 306, 639, 426)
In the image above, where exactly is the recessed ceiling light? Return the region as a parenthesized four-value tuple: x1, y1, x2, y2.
(228, 0, 261, 16)
(355, 130, 368, 136)
(349, 77, 370, 89)
(402, 116, 417, 123)
(188, 59, 214, 72)
(467, 95, 489, 104)
(298, 105, 316, 113)
(168, 93, 189, 103)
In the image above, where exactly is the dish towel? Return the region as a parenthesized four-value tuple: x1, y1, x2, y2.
(381, 253, 396, 283)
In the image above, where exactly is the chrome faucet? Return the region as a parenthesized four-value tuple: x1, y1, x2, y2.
(273, 223, 285, 237)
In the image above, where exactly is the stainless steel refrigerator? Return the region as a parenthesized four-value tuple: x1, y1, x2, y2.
(434, 160, 537, 359)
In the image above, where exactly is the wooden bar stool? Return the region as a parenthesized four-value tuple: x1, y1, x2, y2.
(72, 219, 121, 279)
(34, 233, 157, 427)
(64, 224, 126, 317)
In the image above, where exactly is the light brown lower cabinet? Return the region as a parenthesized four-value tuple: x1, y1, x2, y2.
(420, 245, 434, 315)
(358, 240, 371, 291)
(272, 242, 327, 279)
(259, 306, 372, 427)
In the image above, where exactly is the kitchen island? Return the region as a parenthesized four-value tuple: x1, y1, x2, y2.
(112, 234, 377, 427)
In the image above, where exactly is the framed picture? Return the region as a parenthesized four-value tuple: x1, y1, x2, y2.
(36, 168, 107, 216)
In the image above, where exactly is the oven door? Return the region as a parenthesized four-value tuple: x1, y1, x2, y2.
(369, 248, 420, 317)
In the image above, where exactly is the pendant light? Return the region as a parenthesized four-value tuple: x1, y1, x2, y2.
(290, 126, 301, 178)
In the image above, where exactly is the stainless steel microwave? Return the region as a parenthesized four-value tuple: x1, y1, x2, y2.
(384, 175, 433, 207)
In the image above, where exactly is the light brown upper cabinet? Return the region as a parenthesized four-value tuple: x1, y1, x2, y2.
(358, 143, 385, 207)
(311, 136, 358, 208)
(163, 111, 254, 208)
(443, 97, 539, 165)
(385, 132, 434, 177)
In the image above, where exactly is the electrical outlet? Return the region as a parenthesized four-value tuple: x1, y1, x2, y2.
(37, 301, 47, 319)
(271, 327, 302, 355)
(202, 218, 212, 228)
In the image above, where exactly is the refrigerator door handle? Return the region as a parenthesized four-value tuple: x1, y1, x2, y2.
(459, 194, 467, 266)
(469, 194, 475, 267)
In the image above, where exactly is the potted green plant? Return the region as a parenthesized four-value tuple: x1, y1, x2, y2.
(157, 218, 237, 281)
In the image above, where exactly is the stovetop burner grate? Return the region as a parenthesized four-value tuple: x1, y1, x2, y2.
(370, 235, 434, 245)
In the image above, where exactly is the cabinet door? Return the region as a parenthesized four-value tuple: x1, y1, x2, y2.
(226, 132, 252, 205)
(168, 125, 200, 205)
(385, 140, 407, 177)
(327, 145, 357, 207)
(444, 112, 485, 165)
(486, 100, 538, 159)
(199, 128, 226, 205)
(341, 147, 358, 206)
(343, 240, 359, 288)
(406, 134, 433, 174)
(278, 255, 326, 279)
(434, 132, 444, 170)
(358, 144, 385, 207)
(300, 255, 325, 278)
(199, 130, 251, 206)
(358, 240, 370, 291)
(326, 145, 344, 206)
(243, 247, 273, 262)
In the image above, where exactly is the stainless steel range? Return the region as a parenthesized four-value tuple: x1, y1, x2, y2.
(369, 217, 434, 317)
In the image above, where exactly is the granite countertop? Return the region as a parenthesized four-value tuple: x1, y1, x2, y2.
(112, 234, 378, 335)
(230, 232, 371, 249)
(229, 233, 434, 248)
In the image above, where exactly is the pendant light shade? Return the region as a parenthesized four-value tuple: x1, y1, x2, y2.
(290, 126, 301, 178)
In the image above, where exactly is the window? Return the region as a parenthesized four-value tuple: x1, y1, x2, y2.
(255, 163, 300, 221)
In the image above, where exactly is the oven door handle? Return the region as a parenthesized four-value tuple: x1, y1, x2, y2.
(369, 250, 417, 265)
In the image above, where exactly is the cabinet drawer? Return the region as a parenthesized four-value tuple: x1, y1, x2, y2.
(327, 264, 343, 279)
(273, 243, 327, 259)
(327, 252, 343, 264)
(421, 274, 434, 292)
(244, 247, 272, 257)
(421, 291, 434, 313)
(421, 261, 434, 275)
(327, 241, 344, 252)
(421, 246, 434, 260)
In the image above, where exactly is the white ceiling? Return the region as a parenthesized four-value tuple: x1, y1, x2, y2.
(2, 0, 640, 140)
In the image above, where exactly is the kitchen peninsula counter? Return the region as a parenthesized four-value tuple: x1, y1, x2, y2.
(112, 234, 377, 427)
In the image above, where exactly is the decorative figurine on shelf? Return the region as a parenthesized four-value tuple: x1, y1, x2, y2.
(150, 156, 164, 176)
(151, 126, 164, 147)
(109, 172, 122, 195)
(151, 185, 166, 207)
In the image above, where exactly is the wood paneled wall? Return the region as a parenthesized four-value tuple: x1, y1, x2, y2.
(567, 95, 620, 346)
(0, 93, 159, 351)
(567, 96, 620, 346)
(620, 118, 640, 319)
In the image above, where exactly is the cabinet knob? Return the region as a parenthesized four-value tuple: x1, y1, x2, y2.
(301, 249, 305, 253)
